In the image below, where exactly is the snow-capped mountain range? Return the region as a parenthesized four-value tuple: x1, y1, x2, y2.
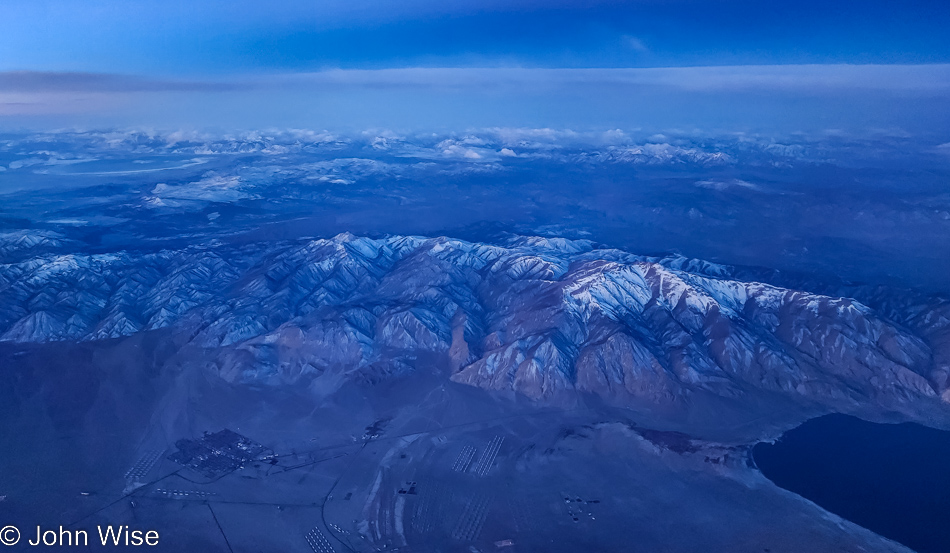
(2, 232, 947, 419)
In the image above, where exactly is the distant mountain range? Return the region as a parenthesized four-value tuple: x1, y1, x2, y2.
(3, 231, 947, 426)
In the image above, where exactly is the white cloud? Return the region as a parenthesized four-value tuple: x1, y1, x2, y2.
(148, 174, 250, 204)
(621, 35, 649, 53)
(436, 139, 489, 160)
(695, 178, 761, 191)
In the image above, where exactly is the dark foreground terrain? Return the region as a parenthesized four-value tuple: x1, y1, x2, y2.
(2, 234, 950, 552)
(0, 337, 935, 553)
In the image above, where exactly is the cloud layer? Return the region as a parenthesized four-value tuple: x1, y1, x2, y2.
(2, 65, 950, 132)
(275, 65, 950, 93)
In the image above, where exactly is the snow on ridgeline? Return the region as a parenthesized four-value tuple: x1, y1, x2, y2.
(0, 233, 946, 413)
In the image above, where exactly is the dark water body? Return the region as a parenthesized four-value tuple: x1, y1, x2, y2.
(754, 414, 950, 553)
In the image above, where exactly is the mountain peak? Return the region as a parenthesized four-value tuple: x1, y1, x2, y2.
(1, 233, 947, 423)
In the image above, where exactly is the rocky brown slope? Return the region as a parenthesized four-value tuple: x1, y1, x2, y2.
(1, 232, 947, 427)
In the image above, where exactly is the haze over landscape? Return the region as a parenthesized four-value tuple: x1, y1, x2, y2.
(2, 1, 950, 552)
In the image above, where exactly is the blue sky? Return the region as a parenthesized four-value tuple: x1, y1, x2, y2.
(2, 0, 950, 132)
(3, 0, 950, 73)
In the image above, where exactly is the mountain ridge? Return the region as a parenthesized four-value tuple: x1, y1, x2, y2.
(2, 232, 947, 426)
